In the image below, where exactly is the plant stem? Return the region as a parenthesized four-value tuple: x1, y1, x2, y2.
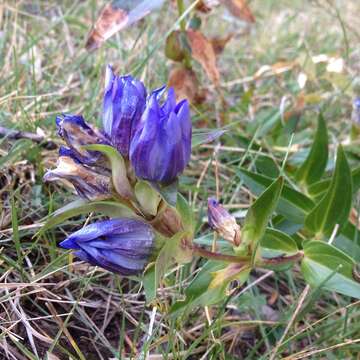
(177, 0, 186, 31)
(260, 252, 304, 266)
(176, 0, 192, 69)
(191, 245, 250, 263)
(191, 245, 304, 267)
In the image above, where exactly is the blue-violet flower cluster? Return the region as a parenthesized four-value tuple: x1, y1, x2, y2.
(44, 65, 192, 276)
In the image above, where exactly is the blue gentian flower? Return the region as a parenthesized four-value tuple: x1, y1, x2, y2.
(129, 87, 191, 184)
(43, 156, 111, 200)
(59, 218, 155, 275)
(208, 198, 241, 245)
(56, 114, 109, 166)
(103, 65, 147, 157)
(352, 97, 360, 125)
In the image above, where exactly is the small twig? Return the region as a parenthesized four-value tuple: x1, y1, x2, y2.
(0, 126, 56, 149)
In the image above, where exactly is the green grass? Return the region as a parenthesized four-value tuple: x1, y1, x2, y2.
(1, 0, 360, 359)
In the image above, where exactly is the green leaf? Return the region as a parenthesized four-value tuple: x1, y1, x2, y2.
(37, 199, 137, 236)
(152, 180, 178, 207)
(134, 181, 161, 216)
(295, 113, 328, 186)
(301, 241, 360, 298)
(154, 231, 192, 289)
(260, 228, 298, 255)
(305, 145, 352, 237)
(176, 193, 194, 234)
(237, 168, 315, 223)
(191, 128, 226, 148)
(235, 177, 284, 255)
(308, 166, 360, 198)
(170, 260, 228, 316)
(84, 144, 133, 199)
(143, 264, 156, 302)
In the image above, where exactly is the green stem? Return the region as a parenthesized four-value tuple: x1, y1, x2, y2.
(177, 0, 186, 31)
(176, 0, 192, 69)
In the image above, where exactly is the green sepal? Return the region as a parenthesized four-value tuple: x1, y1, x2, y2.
(84, 144, 133, 200)
(135, 180, 161, 216)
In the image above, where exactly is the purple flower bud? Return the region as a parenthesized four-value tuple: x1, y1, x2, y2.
(208, 198, 241, 246)
(352, 97, 360, 125)
(56, 114, 109, 166)
(59, 218, 155, 276)
(103, 65, 147, 157)
(43, 156, 111, 200)
(129, 87, 192, 184)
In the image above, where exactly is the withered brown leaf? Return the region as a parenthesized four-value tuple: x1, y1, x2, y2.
(187, 29, 220, 85)
(86, 0, 165, 51)
(168, 66, 206, 104)
(221, 0, 255, 23)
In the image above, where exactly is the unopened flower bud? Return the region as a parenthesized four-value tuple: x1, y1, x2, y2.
(103, 66, 147, 157)
(59, 218, 156, 276)
(43, 156, 111, 200)
(207, 198, 241, 245)
(129, 87, 192, 184)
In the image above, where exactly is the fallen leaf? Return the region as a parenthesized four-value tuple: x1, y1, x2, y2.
(187, 29, 220, 85)
(168, 66, 206, 104)
(196, 0, 220, 13)
(86, 0, 165, 51)
(221, 0, 255, 23)
(210, 33, 233, 55)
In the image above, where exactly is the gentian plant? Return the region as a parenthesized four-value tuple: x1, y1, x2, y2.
(42, 66, 360, 312)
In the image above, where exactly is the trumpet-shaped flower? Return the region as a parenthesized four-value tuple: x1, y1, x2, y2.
(103, 66, 147, 157)
(129, 87, 191, 184)
(56, 114, 109, 166)
(43, 156, 111, 200)
(59, 218, 155, 275)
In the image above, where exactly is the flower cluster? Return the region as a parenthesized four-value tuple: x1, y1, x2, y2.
(44, 65, 192, 275)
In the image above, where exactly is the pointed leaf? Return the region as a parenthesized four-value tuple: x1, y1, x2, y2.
(170, 260, 228, 316)
(176, 193, 195, 234)
(305, 145, 352, 237)
(260, 228, 298, 255)
(151, 180, 178, 208)
(301, 241, 360, 298)
(308, 166, 360, 198)
(37, 199, 138, 236)
(235, 177, 283, 255)
(295, 113, 328, 187)
(237, 168, 315, 223)
(192, 128, 226, 148)
(155, 231, 192, 289)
